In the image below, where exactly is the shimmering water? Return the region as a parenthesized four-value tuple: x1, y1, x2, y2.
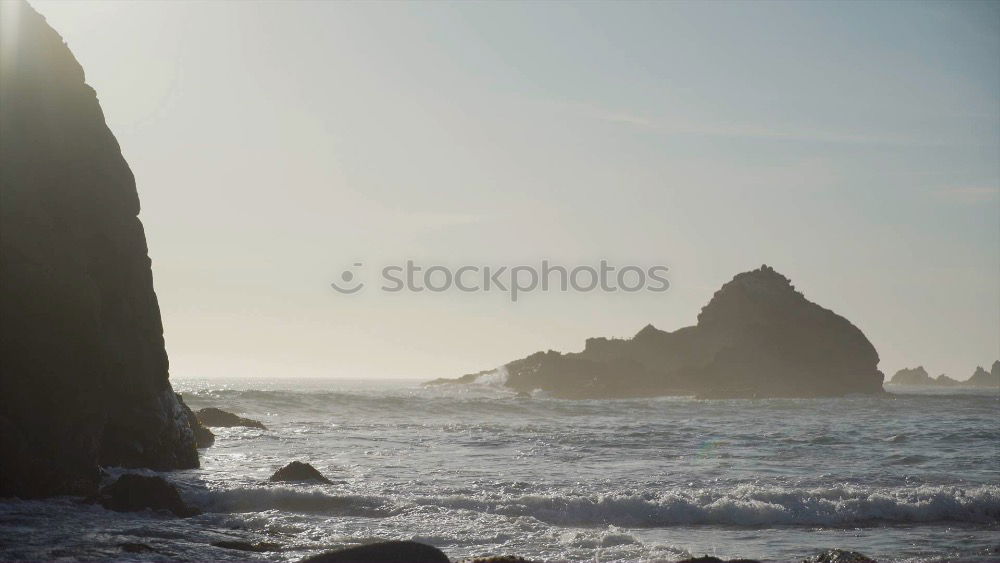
(1, 379, 997, 562)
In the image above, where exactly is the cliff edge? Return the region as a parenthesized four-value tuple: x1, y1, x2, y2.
(0, 1, 197, 498)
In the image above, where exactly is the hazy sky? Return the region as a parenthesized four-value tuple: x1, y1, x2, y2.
(28, 0, 1000, 381)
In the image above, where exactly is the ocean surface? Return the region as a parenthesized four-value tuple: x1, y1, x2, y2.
(1, 378, 997, 562)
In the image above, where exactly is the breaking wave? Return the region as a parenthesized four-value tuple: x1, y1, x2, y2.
(192, 483, 1000, 528)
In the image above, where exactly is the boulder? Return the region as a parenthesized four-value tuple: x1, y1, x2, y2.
(300, 541, 449, 563)
(430, 266, 884, 399)
(269, 461, 333, 484)
(196, 407, 267, 430)
(97, 474, 200, 517)
(0, 0, 197, 498)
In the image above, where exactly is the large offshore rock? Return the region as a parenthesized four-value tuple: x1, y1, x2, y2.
(0, 1, 197, 498)
(432, 266, 884, 399)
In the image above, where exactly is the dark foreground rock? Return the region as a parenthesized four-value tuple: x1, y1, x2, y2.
(97, 474, 200, 517)
(0, 1, 197, 498)
(429, 265, 884, 399)
(212, 540, 283, 552)
(300, 541, 449, 563)
(196, 407, 267, 430)
(269, 461, 334, 484)
(677, 557, 762, 563)
(179, 396, 215, 448)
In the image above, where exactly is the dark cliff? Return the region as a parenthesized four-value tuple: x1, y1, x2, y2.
(429, 266, 885, 399)
(0, 1, 197, 498)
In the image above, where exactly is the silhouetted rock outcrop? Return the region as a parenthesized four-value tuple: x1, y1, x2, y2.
(96, 474, 200, 518)
(0, 1, 197, 498)
(196, 407, 266, 430)
(300, 541, 449, 563)
(269, 461, 333, 484)
(429, 266, 884, 399)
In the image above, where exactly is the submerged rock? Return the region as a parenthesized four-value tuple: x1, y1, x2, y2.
(119, 543, 155, 554)
(300, 541, 449, 563)
(677, 557, 762, 563)
(804, 549, 877, 563)
(430, 266, 884, 399)
(0, 0, 198, 498)
(212, 540, 282, 552)
(178, 395, 215, 448)
(269, 461, 333, 484)
(196, 407, 267, 430)
(97, 474, 200, 518)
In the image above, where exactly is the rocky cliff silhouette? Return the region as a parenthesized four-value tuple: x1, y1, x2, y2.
(0, 1, 197, 497)
(890, 361, 999, 388)
(430, 265, 885, 398)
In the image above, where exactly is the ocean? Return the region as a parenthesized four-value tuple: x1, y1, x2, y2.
(1, 378, 997, 562)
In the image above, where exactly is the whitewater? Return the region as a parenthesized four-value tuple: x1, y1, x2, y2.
(0, 378, 997, 562)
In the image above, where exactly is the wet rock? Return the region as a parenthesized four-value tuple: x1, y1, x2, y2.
(804, 549, 877, 563)
(300, 541, 449, 563)
(269, 461, 333, 484)
(178, 395, 214, 448)
(97, 474, 200, 517)
(212, 540, 282, 552)
(196, 407, 267, 430)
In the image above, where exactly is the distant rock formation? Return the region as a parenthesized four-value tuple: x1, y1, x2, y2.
(196, 407, 267, 430)
(966, 361, 999, 387)
(889, 361, 999, 388)
(888, 367, 935, 386)
(0, 1, 197, 498)
(429, 266, 884, 399)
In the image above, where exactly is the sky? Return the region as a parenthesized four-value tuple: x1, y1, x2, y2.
(24, 0, 1000, 381)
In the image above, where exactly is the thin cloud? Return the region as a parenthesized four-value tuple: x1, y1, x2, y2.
(935, 186, 1000, 204)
